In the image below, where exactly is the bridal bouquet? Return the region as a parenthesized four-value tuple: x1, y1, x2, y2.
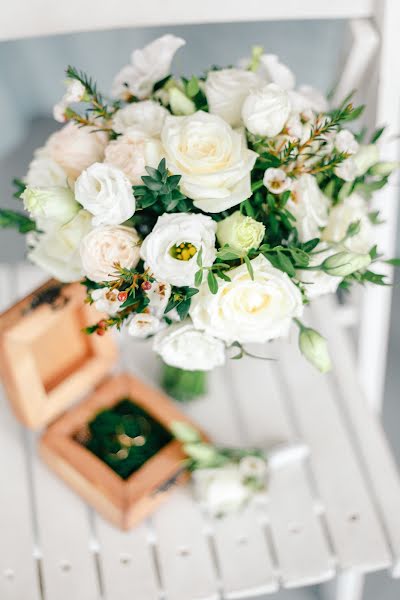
(2, 35, 398, 399)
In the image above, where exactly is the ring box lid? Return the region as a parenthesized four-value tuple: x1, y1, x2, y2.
(0, 279, 118, 429)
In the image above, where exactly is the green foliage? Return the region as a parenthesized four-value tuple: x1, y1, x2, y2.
(161, 367, 207, 402)
(0, 209, 37, 233)
(165, 286, 199, 320)
(12, 178, 26, 199)
(134, 159, 192, 214)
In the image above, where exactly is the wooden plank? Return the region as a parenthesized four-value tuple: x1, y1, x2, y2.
(277, 324, 392, 573)
(0, 0, 374, 41)
(0, 266, 40, 600)
(314, 296, 400, 576)
(15, 265, 100, 600)
(227, 357, 335, 588)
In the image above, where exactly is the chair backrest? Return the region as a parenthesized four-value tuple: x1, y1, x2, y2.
(1, 0, 398, 411)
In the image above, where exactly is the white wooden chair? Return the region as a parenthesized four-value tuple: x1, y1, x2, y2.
(0, 2, 399, 600)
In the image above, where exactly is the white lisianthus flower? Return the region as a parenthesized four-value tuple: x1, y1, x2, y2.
(128, 313, 164, 338)
(28, 210, 92, 282)
(153, 322, 226, 371)
(334, 129, 359, 155)
(25, 147, 68, 188)
(298, 326, 332, 373)
(112, 35, 185, 100)
(296, 244, 342, 300)
(140, 213, 216, 287)
(217, 211, 265, 253)
(289, 85, 328, 114)
(80, 225, 140, 282)
(91, 288, 124, 315)
(258, 54, 295, 90)
(46, 122, 107, 181)
(190, 254, 303, 344)
(205, 68, 262, 127)
(242, 83, 291, 137)
(145, 281, 172, 317)
(322, 193, 373, 254)
(263, 168, 292, 194)
(192, 466, 250, 517)
(162, 111, 257, 213)
(75, 163, 135, 226)
(286, 174, 329, 242)
(111, 100, 169, 137)
(104, 129, 163, 184)
(334, 157, 357, 182)
(353, 144, 380, 176)
(21, 186, 79, 231)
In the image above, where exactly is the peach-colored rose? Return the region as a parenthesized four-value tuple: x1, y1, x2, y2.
(104, 128, 163, 184)
(47, 122, 107, 181)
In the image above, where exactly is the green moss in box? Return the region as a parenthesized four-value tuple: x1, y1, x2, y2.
(80, 399, 172, 480)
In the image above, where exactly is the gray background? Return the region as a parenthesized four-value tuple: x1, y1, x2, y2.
(0, 19, 399, 599)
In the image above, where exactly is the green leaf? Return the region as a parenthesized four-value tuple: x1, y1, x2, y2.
(385, 258, 400, 266)
(12, 178, 26, 199)
(276, 250, 296, 277)
(196, 246, 203, 267)
(346, 220, 361, 238)
(185, 287, 199, 299)
(244, 255, 254, 280)
(216, 245, 243, 261)
(186, 76, 200, 98)
(194, 269, 203, 287)
(0, 209, 36, 233)
(144, 165, 162, 180)
(362, 270, 389, 285)
(141, 176, 163, 191)
(176, 298, 191, 320)
(207, 270, 218, 294)
(370, 126, 385, 144)
(216, 270, 231, 282)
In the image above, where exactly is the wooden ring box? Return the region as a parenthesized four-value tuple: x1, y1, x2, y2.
(0, 280, 202, 530)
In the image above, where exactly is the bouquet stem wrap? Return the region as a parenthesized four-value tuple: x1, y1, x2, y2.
(161, 362, 207, 402)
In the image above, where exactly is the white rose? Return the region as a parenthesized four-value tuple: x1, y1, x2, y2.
(75, 163, 135, 226)
(28, 209, 92, 282)
(112, 100, 169, 136)
(146, 281, 172, 317)
(104, 129, 163, 184)
(258, 54, 295, 90)
(335, 130, 359, 155)
(25, 147, 68, 188)
(217, 211, 265, 253)
(80, 225, 140, 282)
(21, 186, 79, 231)
(91, 287, 124, 315)
(140, 213, 216, 287)
(128, 313, 163, 338)
(263, 167, 292, 194)
(286, 174, 329, 242)
(46, 122, 107, 181)
(322, 193, 373, 254)
(190, 254, 303, 344)
(112, 35, 185, 100)
(205, 68, 262, 127)
(296, 244, 342, 300)
(242, 83, 291, 137)
(192, 466, 250, 517)
(162, 111, 257, 213)
(153, 322, 226, 371)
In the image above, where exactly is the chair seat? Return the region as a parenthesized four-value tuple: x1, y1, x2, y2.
(1, 263, 400, 600)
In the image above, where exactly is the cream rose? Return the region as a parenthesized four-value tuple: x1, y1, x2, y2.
(205, 68, 262, 127)
(217, 211, 265, 253)
(22, 186, 79, 232)
(80, 225, 140, 282)
(112, 35, 185, 100)
(28, 209, 92, 282)
(162, 111, 257, 213)
(296, 244, 342, 300)
(140, 213, 216, 287)
(322, 193, 373, 254)
(153, 322, 226, 371)
(286, 174, 329, 242)
(242, 83, 291, 137)
(111, 100, 169, 136)
(46, 122, 107, 181)
(104, 129, 163, 184)
(75, 162, 135, 226)
(190, 254, 303, 344)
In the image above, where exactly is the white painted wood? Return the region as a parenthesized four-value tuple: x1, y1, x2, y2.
(0, 267, 41, 600)
(227, 357, 335, 588)
(278, 333, 392, 573)
(314, 297, 400, 577)
(0, 0, 375, 41)
(331, 19, 379, 107)
(14, 265, 100, 600)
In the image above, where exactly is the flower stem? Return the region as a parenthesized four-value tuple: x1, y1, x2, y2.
(161, 363, 208, 402)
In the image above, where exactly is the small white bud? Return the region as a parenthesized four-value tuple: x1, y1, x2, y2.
(321, 251, 371, 277)
(298, 326, 332, 373)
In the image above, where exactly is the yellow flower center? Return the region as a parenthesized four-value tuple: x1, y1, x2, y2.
(170, 242, 198, 261)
